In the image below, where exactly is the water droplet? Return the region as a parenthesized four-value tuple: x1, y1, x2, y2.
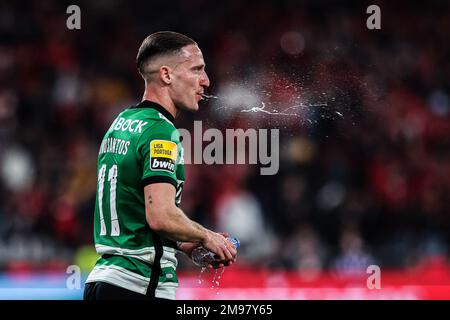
(198, 267, 207, 285)
(209, 267, 226, 294)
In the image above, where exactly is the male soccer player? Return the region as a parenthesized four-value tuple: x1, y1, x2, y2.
(83, 31, 237, 300)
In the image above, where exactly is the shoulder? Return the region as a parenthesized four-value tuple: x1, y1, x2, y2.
(139, 112, 180, 143)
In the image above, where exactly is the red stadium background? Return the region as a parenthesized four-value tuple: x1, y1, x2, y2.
(0, 0, 449, 299)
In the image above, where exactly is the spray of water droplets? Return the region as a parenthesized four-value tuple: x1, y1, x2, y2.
(202, 91, 347, 128)
(196, 265, 226, 296)
(210, 268, 225, 295)
(201, 94, 219, 101)
(198, 267, 207, 285)
(240, 101, 335, 117)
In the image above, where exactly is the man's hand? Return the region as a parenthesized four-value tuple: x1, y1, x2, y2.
(202, 231, 237, 268)
(178, 232, 237, 269)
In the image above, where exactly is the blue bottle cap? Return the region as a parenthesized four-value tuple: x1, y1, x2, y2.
(228, 237, 240, 249)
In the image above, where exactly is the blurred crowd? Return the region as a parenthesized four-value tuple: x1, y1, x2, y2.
(0, 0, 449, 278)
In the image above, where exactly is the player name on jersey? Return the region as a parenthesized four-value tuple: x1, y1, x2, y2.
(99, 137, 130, 155)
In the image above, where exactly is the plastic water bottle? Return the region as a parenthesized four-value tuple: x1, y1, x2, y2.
(191, 237, 240, 267)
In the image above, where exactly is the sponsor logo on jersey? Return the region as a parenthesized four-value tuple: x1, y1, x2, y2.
(112, 117, 148, 133)
(150, 140, 177, 173)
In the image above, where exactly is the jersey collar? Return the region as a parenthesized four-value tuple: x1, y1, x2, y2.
(132, 100, 175, 123)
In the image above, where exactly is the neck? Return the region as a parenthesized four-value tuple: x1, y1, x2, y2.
(141, 83, 178, 119)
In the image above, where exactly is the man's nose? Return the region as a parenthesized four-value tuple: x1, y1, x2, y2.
(200, 71, 210, 88)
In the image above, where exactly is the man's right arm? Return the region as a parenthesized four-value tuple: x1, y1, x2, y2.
(144, 183, 236, 262)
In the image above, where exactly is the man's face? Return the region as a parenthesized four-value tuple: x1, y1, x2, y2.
(168, 44, 210, 112)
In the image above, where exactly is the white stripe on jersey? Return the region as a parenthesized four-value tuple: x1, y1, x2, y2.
(85, 264, 177, 300)
(95, 244, 177, 268)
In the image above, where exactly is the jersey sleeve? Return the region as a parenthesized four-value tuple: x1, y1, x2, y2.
(138, 121, 181, 189)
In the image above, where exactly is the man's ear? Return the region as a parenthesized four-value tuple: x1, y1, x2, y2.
(160, 66, 172, 85)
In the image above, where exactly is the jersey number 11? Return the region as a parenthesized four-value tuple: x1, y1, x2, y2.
(97, 164, 121, 236)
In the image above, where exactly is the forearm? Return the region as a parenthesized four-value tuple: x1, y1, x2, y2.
(149, 205, 209, 244)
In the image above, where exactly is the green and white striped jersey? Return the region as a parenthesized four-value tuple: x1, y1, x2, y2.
(85, 100, 185, 300)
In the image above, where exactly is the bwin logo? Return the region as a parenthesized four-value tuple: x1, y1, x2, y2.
(151, 158, 175, 172)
